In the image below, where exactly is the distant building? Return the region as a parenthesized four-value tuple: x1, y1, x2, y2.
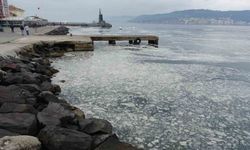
(24, 16, 48, 26)
(0, 16, 48, 27)
(0, 0, 9, 18)
(9, 5, 24, 17)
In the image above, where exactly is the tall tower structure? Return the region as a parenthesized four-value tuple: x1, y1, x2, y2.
(97, 8, 112, 28)
(0, 0, 9, 18)
(98, 9, 103, 23)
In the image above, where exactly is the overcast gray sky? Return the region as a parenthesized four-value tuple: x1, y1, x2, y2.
(8, 0, 250, 22)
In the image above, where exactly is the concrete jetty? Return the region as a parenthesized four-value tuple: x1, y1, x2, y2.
(0, 25, 159, 56)
(0, 35, 93, 56)
(0, 34, 159, 56)
(91, 35, 159, 46)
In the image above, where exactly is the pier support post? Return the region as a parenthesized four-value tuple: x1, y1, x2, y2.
(148, 40, 159, 47)
(133, 38, 141, 45)
(109, 40, 116, 45)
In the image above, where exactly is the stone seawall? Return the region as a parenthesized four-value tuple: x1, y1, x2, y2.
(0, 42, 140, 149)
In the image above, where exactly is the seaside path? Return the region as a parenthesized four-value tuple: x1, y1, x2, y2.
(0, 26, 60, 44)
(0, 35, 93, 56)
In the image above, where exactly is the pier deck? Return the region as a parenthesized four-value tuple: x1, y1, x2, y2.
(90, 35, 159, 46)
(0, 35, 93, 56)
(0, 34, 159, 56)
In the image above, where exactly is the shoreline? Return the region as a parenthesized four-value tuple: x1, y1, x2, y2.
(0, 27, 139, 150)
(0, 26, 63, 44)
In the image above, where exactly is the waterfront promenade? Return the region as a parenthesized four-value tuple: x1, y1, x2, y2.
(0, 26, 92, 56)
(0, 26, 59, 44)
(0, 26, 159, 57)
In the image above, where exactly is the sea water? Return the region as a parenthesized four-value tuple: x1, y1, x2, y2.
(52, 23, 250, 150)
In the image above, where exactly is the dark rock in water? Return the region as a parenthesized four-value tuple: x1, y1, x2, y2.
(45, 26, 69, 35)
(16, 84, 41, 96)
(0, 103, 37, 114)
(79, 118, 112, 135)
(0, 69, 6, 82)
(0, 113, 37, 135)
(35, 64, 54, 76)
(52, 84, 61, 94)
(60, 80, 66, 83)
(38, 91, 66, 104)
(40, 81, 61, 94)
(34, 62, 59, 76)
(0, 129, 19, 138)
(60, 118, 79, 131)
(32, 43, 48, 53)
(50, 67, 59, 74)
(60, 105, 85, 130)
(19, 56, 31, 64)
(92, 134, 112, 148)
(26, 98, 38, 106)
(30, 53, 42, 58)
(0, 135, 41, 150)
(31, 58, 50, 66)
(38, 126, 92, 150)
(37, 102, 75, 127)
(1, 63, 21, 73)
(0, 85, 35, 105)
(95, 134, 138, 150)
(3, 72, 40, 85)
(40, 81, 53, 91)
(71, 106, 85, 120)
(36, 74, 51, 83)
(35, 103, 48, 112)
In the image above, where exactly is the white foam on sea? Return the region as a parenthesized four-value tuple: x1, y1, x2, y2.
(52, 44, 250, 149)
(52, 25, 250, 149)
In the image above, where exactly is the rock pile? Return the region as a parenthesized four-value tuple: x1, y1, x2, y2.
(45, 26, 70, 35)
(0, 43, 139, 150)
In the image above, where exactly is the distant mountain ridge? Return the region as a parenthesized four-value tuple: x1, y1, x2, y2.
(131, 9, 250, 25)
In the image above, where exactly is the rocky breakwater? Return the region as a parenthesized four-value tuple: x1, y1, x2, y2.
(45, 26, 70, 35)
(0, 42, 139, 150)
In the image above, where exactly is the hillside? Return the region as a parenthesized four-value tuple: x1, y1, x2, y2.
(131, 9, 250, 25)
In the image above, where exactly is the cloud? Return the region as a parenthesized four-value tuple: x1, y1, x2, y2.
(8, 0, 250, 21)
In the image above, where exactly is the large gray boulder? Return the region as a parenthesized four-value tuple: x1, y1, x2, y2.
(37, 102, 76, 127)
(0, 69, 6, 82)
(95, 134, 138, 150)
(45, 26, 69, 35)
(1, 63, 21, 73)
(0, 86, 35, 105)
(79, 118, 112, 135)
(38, 91, 66, 104)
(40, 81, 61, 94)
(3, 72, 40, 85)
(0, 103, 37, 114)
(0, 136, 41, 150)
(0, 129, 18, 138)
(91, 134, 112, 148)
(16, 84, 41, 96)
(35, 64, 58, 77)
(38, 126, 92, 150)
(0, 113, 37, 135)
(31, 58, 50, 66)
